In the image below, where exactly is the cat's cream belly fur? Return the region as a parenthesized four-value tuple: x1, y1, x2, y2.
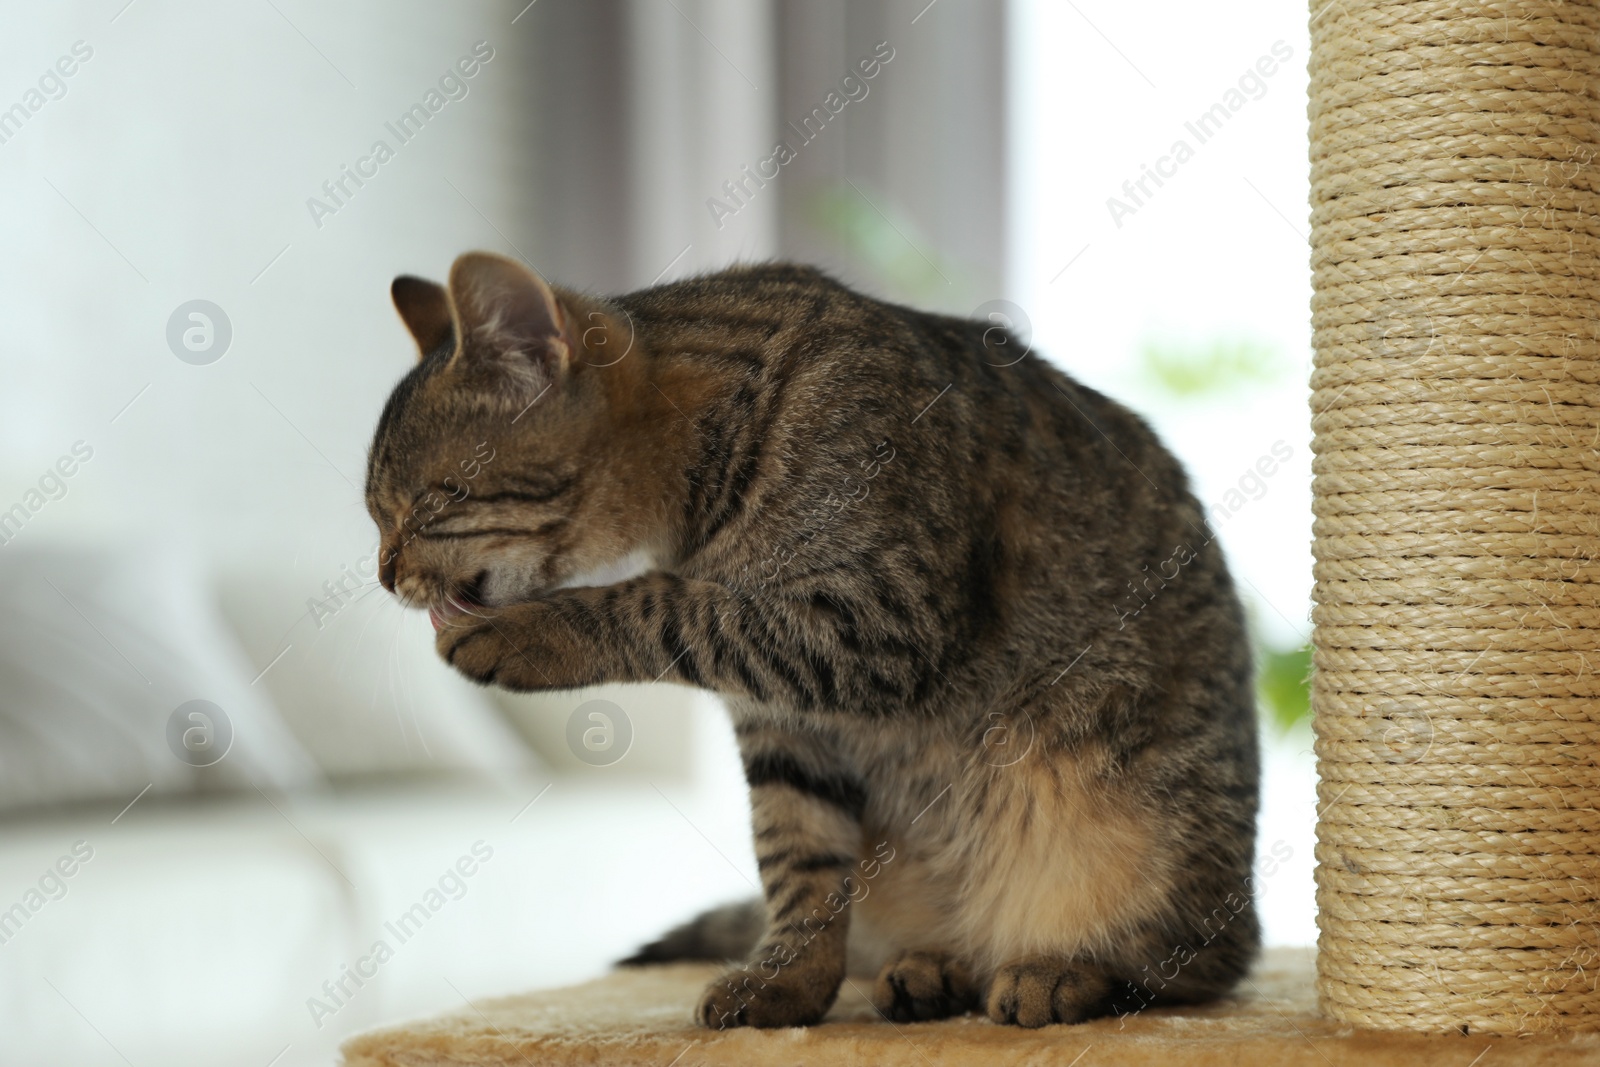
(847, 739, 1173, 982)
(950, 759, 1172, 975)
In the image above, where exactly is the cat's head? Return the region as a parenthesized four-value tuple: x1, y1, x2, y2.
(365, 252, 667, 627)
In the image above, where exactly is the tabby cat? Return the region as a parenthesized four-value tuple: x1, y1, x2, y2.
(366, 252, 1259, 1028)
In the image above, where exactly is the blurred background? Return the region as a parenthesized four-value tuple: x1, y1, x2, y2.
(0, 1, 1314, 1063)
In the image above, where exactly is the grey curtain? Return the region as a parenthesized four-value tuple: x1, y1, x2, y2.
(514, 0, 1009, 313)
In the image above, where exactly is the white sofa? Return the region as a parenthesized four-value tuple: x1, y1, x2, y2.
(0, 769, 759, 1067)
(0, 547, 751, 1067)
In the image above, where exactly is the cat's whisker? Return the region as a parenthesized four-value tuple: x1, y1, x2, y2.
(343, 579, 401, 666)
(447, 592, 495, 619)
(337, 582, 388, 613)
(300, 580, 393, 657)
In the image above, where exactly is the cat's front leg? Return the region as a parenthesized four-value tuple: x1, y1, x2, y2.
(433, 575, 713, 690)
(434, 574, 776, 695)
(698, 722, 865, 1029)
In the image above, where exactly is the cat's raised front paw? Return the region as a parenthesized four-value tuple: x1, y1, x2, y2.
(434, 607, 541, 689)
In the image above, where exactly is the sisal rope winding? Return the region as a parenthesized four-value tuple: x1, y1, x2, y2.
(1309, 0, 1600, 1034)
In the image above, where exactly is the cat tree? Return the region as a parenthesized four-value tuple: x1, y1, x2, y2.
(1309, 0, 1600, 1034)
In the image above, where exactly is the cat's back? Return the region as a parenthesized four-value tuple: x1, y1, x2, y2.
(617, 262, 872, 347)
(618, 262, 1130, 440)
(617, 263, 1199, 544)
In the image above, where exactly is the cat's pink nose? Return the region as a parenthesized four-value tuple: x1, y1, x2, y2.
(378, 546, 398, 592)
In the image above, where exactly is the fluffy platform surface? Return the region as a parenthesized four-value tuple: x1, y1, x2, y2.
(341, 948, 1600, 1066)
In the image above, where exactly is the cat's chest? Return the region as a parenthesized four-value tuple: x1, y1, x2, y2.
(555, 548, 657, 590)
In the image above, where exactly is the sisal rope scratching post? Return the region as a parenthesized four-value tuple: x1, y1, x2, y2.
(1309, 0, 1600, 1034)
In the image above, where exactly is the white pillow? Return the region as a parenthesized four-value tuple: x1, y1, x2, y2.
(0, 546, 321, 811)
(218, 570, 539, 780)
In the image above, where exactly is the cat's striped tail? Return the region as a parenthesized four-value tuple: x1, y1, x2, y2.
(618, 898, 764, 966)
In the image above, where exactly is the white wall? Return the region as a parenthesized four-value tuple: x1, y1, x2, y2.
(1, 0, 535, 619)
(0, 2, 756, 776)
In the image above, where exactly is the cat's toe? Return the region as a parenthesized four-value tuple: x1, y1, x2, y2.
(696, 979, 748, 1029)
(435, 620, 502, 685)
(696, 967, 839, 1029)
(986, 956, 1112, 1028)
(872, 950, 977, 1022)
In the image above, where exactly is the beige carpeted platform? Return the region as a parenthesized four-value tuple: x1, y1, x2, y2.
(341, 949, 1600, 1066)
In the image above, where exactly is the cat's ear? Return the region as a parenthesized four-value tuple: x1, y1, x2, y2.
(446, 252, 572, 389)
(391, 275, 453, 360)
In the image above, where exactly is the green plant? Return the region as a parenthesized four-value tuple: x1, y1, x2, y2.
(805, 184, 962, 305)
(1138, 336, 1286, 399)
(1256, 641, 1312, 733)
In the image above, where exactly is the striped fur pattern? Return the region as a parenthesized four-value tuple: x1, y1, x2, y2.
(366, 252, 1260, 1029)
